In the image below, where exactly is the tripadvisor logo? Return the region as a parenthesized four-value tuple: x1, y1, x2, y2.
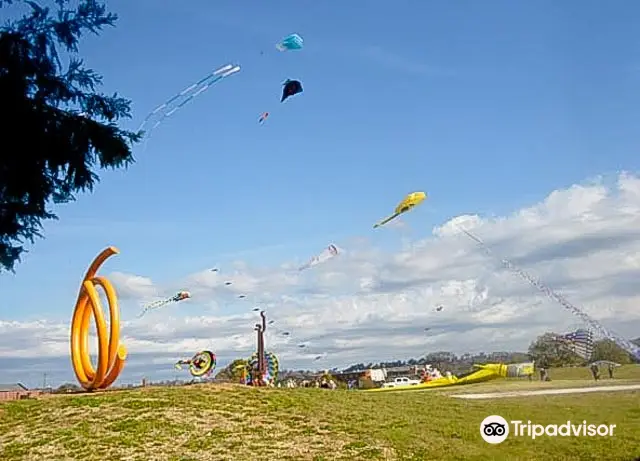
(480, 415, 616, 443)
(480, 415, 509, 444)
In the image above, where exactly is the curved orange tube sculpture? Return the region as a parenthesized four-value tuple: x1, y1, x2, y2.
(70, 247, 127, 391)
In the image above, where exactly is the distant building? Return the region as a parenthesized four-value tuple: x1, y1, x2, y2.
(0, 383, 42, 401)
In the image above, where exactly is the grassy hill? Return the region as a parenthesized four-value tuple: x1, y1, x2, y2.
(1, 366, 639, 460)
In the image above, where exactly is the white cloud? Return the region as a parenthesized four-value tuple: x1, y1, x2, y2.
(108, 272, 158, 300)
(2, 172, 640, 386)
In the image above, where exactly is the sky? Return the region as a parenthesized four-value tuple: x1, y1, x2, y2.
(1, 0, 640, 388)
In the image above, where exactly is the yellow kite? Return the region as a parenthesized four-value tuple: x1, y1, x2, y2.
(373, 191, 427, 228)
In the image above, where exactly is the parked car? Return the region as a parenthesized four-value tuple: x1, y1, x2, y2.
(381, 376, 421, 388)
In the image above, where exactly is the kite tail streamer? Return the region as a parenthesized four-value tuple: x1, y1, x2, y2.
(137, 299, 164, 318)
(459, 227, 640, 361)
(374, 212, 400, 229)
(137, 64, 241, 140)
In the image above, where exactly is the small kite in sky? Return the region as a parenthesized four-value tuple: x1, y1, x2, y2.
(138, 291, 191, 318)
(281, 79, 303, 103)
(299, 244, 339, 271)
(276, 33, 304, 51)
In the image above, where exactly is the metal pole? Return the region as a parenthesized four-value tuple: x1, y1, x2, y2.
(257, 311, 267, 384)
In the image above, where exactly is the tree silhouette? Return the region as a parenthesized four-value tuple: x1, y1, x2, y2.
(0, 0, 141, 272)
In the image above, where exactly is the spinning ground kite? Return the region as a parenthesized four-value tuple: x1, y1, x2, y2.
(137, 63, 241, 139)
(459, 226, 640, 361)
(299, 244, 340, 271)
(247, 351, 280, 385)
(281, 79, 303, 103)
(175, 350, 217, 377)
(276, 33, 304, 51)
(139, 291, 191, 318)
(374, 192, 427, 228)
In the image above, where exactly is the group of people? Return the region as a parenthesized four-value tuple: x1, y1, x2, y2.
(537, 362, 617, 382)
(420, 366, 444, 382)
(279, 377, 338, 389)
(590, 362, 616, 381)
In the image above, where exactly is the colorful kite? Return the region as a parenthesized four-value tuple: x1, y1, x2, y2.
(137, 63, 240, 139)
(139, 291, 191, 318)
(281, 79, 303, 103)
(276, 33, 304, 51)
(555, 328, 594, 360)
(299, 244, 340, 271)
(258, 112, 269, 124)
(174, 350, 217, 377)
(374, 192, 427, 228)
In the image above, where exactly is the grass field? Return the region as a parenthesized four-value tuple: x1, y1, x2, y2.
(1, 366, 639, 461)
(438, 363, 640, 395)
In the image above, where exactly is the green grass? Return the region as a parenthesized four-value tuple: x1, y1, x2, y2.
(436, 363, 640, 395)
(1, 367, 639, 460)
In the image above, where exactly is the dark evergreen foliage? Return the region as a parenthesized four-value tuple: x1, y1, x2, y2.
(0, 0, 141, 271)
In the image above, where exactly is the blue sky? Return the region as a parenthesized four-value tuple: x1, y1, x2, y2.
(3, 0, 640, 313)
(2, 0, 640, 385)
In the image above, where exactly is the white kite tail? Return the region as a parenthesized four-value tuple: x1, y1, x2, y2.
(460, 227, 640, 361)
(138, 298, 170, 318)
(137, 63, 241, 139)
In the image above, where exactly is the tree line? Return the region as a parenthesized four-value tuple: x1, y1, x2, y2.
(336, 334, 639, 374)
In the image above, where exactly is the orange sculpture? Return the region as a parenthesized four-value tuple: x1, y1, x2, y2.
(70, 247, 127, 390)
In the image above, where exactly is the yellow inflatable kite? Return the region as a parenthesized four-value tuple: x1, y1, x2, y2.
(374, 191, 427, 228)
(365, 362, 535, 392)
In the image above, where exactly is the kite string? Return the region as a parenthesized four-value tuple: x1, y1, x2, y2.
(458, 226, 640, 360)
